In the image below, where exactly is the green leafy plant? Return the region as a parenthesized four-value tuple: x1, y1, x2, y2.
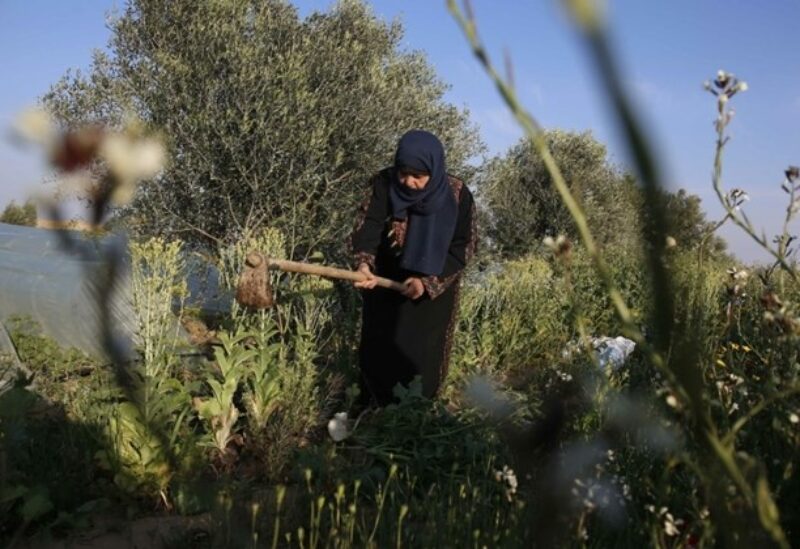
(96, 237, 194, 504)
(243, 325, 282, 432)
(194, 330, 254, 460)
(449, 1, 799, 546)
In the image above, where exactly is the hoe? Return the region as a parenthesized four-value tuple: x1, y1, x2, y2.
(235, 251, 406, 309)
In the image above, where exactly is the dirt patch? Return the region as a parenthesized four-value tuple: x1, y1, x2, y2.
(20, 513, 213, 549)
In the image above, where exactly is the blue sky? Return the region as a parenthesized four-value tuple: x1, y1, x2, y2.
(1, 1, 798, 262)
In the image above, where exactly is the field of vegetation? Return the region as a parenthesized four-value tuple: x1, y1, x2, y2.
(1, 1, 798, 547)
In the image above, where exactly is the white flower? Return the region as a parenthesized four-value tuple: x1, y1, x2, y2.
(503, 467, 518, 491)
(543, 234, 567, 250)
(12, 107, 57, 148)
(726, 267, 749, 282)
(737, 82, 749, 92)
(135, 139, 167, 178)
(101, 135, 165, 181)
(327, 411, 349, 442)
(495, 465, 518, 500)
(664, 518, 680, 537)
(666, 394, 678, 409)
(790, 413, 799, 424)
(100, 134, 166, 204)
(665, 236, 677, 249)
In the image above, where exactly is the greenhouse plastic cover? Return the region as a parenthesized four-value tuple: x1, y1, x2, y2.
(0, 222, 230, 361)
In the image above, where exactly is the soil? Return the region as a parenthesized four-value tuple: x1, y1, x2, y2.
(19, 514, 213, 549)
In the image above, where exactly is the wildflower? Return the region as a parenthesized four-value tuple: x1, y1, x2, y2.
(790, 413, 799, 424)
(495, 465, 518, 501)
(100, 133, 166, 204)
(664, 512, 683, 537)
(327, 412, 349, 442)
(727, 188, 749, 211)
(665, 236, 677, 249)
(542, 234, 572, 258)
(726, 267, 749, 303)
(665, 394, 678, 409)
(11, 107, 57, 148)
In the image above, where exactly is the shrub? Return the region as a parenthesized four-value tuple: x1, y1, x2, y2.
(43, 0, 483, 259)
(0, 200, 36, 227)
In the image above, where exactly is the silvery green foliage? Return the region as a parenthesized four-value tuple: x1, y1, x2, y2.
(479, 130, 640, 258)
(43, 0, 483, 257)
(479, 129, 722, 259)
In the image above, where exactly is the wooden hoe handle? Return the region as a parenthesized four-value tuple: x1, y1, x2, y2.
(245, 252, 406, 293)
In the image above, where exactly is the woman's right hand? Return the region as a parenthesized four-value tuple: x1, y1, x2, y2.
(354, 263, 378, 289)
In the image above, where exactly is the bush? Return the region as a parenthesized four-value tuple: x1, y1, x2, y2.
(43, 0, 483, 260)
(0, 200, 36, 227)
(479, 130, 640, 258)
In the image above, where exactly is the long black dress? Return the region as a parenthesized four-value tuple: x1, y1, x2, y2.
(350, 168, 477, 405)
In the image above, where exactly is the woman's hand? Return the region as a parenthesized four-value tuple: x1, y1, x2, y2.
(402, 277, 425, 300)
(354, 263, 378, 289)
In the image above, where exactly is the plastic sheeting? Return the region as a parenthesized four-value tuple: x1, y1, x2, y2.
(562, 336, 637, 370)
(0, 222, 230, 361)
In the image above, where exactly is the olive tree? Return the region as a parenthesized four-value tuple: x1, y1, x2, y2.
(0, 200, 37, 227)
(43, 0, 483, 258)
(480, 130, 640, 257)
(480, 129, 725, 259)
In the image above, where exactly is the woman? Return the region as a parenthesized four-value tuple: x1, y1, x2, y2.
(350, 130, 477, 406)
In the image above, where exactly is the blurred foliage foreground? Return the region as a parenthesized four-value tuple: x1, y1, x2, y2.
(1, 230, 797, 547)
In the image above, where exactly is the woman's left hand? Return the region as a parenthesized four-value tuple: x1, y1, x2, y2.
(402, 277, 425, 300)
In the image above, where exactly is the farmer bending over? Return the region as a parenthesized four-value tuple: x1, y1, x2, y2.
(351, 130, 477, 406)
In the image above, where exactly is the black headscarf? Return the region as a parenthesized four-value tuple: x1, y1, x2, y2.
(389, 130, 458, 276)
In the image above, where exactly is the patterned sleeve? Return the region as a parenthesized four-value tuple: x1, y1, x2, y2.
(421, 183, 477, 299)
(349, 173, 389, 270)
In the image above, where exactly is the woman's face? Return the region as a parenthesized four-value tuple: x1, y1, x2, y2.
(397, 168, 430, 191)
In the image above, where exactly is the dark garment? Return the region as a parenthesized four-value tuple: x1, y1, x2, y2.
(389, 130, 458, 275)
(350, 168, 477, 405)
